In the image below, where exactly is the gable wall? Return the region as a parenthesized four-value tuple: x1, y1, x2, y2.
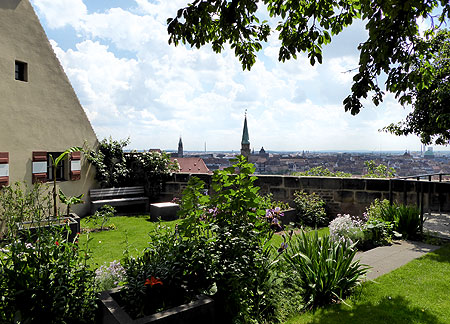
(0, 0, 98, 216)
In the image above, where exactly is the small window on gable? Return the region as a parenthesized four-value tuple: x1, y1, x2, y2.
(15, 61, 27, 82)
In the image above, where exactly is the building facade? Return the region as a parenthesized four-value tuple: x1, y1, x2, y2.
(0, 0, 98, 216)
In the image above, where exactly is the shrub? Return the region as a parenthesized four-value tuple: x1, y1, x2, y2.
(178, 156, 279, 323)
(363, 218, 394, 247)
(329, 214, 365, 245)
(95, 260, 126, 291)
(379, 203, 421, 239)
(0, 227, 97, 323)
(284, 230, 369, 310)
(121, 224, 214, 319)
(86, 137, 179, 199)
(293, 191, 328, 227)
(0, 182, 97, 323)
(0, 182, 52, 239)
(366, 198, 391, 220)
(85, 204, 116, 231)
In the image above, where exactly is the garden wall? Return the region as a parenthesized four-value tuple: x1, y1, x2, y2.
(160, 173, 450, 217)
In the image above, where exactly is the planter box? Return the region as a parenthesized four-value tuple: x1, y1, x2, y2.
(97, 288, 216, 324)
(281, 208, 297, 225)
(16, 215, 79, 242)
(150, 202, 180, 221)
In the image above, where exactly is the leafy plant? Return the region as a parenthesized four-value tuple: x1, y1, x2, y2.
(329, 214, 365, 245)
(293, 166, 352, 177)
(284, 230, 369, 311)
(86, 138, 179, 199)
(377, 203, 421, 239)
(85, 205, 116, 231)
(0, 182, 52, 239)
(260, 193, 290, 211)
(49, 147, 83, 217)
(363, 218, 394, 247)
(366, 198, 391, 220)
(86, 137, 130, 188)
(58, 189, 84, 217)
(293, 190, 328, 227)
(95, 260, 126, 292)
(363, 160, 396, 178)
(0, 214, 96, 323)
(121, 224, 213, 319)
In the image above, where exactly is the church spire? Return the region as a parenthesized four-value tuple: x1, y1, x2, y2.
(240, 110, 250, 158)
(178, 136, 183, 158)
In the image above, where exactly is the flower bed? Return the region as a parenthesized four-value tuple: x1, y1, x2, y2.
(97, 288, 215, 324)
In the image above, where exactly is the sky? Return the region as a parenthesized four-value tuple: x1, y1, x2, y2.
(30, 0, 441, 152)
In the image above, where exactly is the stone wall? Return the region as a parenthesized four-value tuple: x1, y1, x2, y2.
(160, 173, 450, 216)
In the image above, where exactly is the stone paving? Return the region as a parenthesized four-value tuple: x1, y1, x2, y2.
(355, 240, 440, 281)
(423, 212, 450, 240)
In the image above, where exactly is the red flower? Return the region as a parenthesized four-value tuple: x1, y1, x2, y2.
(55, 241, 59, 246)
(144, 276, 163, 287)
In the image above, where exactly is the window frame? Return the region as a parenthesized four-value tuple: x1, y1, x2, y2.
(15, 60, 28, 82)
(47, 152, 66, 182)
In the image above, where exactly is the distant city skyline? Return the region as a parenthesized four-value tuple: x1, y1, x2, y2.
(30, 0, 448, 152)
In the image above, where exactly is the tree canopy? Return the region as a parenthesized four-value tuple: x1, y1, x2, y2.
(167, 0, 450, 144)
(383, 30, 450, 145)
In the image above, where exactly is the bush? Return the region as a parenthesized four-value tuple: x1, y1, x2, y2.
(0, 182, 97, 323)
(0, 182, 52, 239)
(121, 224, 213, 319)
(329, 214, 365, 245)
(177, 156, 279, 323)
(363, 218, 394, 247)
(86, 137, 179, 199)
(293, 191, 328, 227)
(378, 202, 421, 239)
(366, 198, 391, 220)
(95, 260, 126, 291)
(0, 227, 97, 323)
(284, 230, 369, 310)
(85, 204, 116, 231)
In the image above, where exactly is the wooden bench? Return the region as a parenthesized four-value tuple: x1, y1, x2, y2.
(89, 186, 149, 214)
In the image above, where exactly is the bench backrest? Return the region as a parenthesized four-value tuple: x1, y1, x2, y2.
(90, 186, 146, 201)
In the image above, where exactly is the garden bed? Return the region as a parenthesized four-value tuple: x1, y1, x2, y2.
(97, 288, 215, 324)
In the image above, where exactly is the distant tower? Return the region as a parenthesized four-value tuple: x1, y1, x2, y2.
(178, 137, 183, 158)
(240, 111, 250, 159)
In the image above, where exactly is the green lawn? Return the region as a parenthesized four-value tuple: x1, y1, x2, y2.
(79, 216, 180, 267)
(286, 244, 450, 324)
(79, 215, 329, 268)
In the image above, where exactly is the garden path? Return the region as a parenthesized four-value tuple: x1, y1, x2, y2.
(423, 212, 450, 240)
(355, 240, 439, 281)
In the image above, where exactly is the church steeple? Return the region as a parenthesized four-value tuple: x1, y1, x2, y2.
(240, 111, 250, 159)
(178, 137, 183, 158)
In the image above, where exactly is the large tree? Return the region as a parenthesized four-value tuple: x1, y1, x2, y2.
(384, 30, 450, 145)
(167, 0, 450, 144)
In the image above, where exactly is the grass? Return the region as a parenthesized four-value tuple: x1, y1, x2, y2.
(78, 215, 329, 268)
(286, 244, 450, 324)
(78, 216, 179, 267)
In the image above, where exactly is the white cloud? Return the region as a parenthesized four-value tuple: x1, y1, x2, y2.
(32, 0, 87, 28)
(32, 1, 428, 151)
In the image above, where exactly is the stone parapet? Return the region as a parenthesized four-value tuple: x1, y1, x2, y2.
(161, 173, 450, 217)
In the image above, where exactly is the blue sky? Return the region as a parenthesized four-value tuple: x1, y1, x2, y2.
(30, 0, 438, 152)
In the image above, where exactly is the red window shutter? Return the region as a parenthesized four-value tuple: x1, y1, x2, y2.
(0, 152, 9, 188)
(32, 151, 47, 184)
(70, 151, 81, 181)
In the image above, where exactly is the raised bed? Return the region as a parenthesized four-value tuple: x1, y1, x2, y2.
(97, 287, 216, 324)
(16, 214, 80, 242)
